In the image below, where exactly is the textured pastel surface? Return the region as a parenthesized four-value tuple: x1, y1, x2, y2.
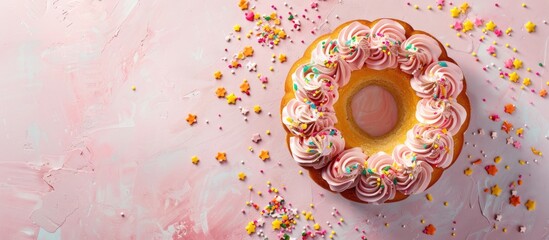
(1, 0, 548, 239)
(350, 85, 398, 137)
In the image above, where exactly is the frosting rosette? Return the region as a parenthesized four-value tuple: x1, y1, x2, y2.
(356, 152, 397, 204)
(392, 144, 433, 195)
(322, 147, 367, 192)
(311, 38, 352, 86)
(365, 19, 406, 70)
(405, 124, 454, 168)
(336, 22, 371, 70)
(415, 98, 467, 135)
(411, 61, 464, 99)
(398, 34, 442, 75)
(282, 99, 337, 137)
(289, 128, 345, 169)
(292, 64, 339, 109)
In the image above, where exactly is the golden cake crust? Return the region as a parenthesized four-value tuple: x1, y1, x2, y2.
(280, 19, 471, 203)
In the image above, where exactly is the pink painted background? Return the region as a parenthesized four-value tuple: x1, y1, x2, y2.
(1, 0, 548, 239)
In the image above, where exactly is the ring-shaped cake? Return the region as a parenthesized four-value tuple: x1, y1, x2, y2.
(280, 19, 471, 204)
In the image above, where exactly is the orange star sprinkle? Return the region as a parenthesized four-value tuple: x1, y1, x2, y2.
(214, 71, 223, 80)
(510, 195, 521, 206)
(278, 54, 287, 63)
(259, 150, 270, 161)
(501, 121, 513, 134)
(238, 0, 248, 10)
(525, 199, 536, 211)
(485, 165, 498, 176)
(186, 114, 197, 125)
(240, 80, 251, 95)
(423, 224, 436, 235)
(242, 46, 254, 57)
(216, 152, 227, 162)
(540, 89, 548, 97)
(215, 87, 227, 98)
(504, 104, 516, 114)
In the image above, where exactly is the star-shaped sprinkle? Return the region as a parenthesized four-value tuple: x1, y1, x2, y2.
(513, 140, 521, 149)
(242, 46, 254, 57)
(278, 54, 287, 63)
(233, 24, 241, 32)
(513, 58, 523, 69)
(453, 21, 463, 31)
(540, 89, 548, 97)
(240, 80, 251, 95)
(495, 214, 502, 221)
(487, 45, 496, 55)
(191, 155, 199, 164)
(423, 224, 436, 235)
(524, 21, 536, 33)
(259, 150, 270, 161)
(251, 133, 262, 143)
(460, 2, 469, 13)
(238, 172, 247, 180)
(450, 7, 460, 18)
(186, 114, 197, 125)
(238, 0, 248, 10)
(215, 87, 226, 98)
(490, 131, 498, 139)
(272, 218, 282, 230)
(519, 226, 526, 233)
(304, 211, 314, 220)
(485, 21, 496, 31)
(216, 152, 227, 162)
(474, 18, 483, 27)
(464, 168, 473, 176)
(501, 121, 513, 133)
(253, 105, 262, 113)
(509, 72, 520, 82)
(504, 104, 516, 114)
(510, 195, 521, 206)
(523, 78, 531, 86)
(245, 221, 256, 234)
(214, 71, 223, 80)
(525, 199, 536, 211)
(506, 136, 514, 145)
(462, 19, 474, 32)
(485, 165, 498, 176)
(491, 184, 502, 196)
(226, 93, 238, 104)
(504, 58, 514, 69)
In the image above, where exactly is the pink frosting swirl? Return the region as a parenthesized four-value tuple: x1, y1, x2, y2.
(289, 128, 345, 169)
(292, 64, 339, 110)
(405, 124, 454, 168)
(321, 147, 367, 192)
(311, 38, 352, 86)
(282, 99, 337, 137)
(398, 34, 442, 75)
(392, 145, 433, 195)
(411, 61, 464, 99)
(415, 98, 467, 136)
(336, 22, 371, 70)
(365, 19, 406, 70)
(355, 152, 397, 204)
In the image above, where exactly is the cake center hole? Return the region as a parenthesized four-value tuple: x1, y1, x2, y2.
(350, 85, 398, 137)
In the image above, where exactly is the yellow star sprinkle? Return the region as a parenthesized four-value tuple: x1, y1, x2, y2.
(524, 21, 536, 33)
(253, 105, 262, 113)
(233, 24, 241, 32)
(191, 155, 199, 164)
(272, 219, 282, 230)
(460, 2, 470, 13)
(213, 70, 222, 80)
(525, 199, 536, 211)
(278, 54, 287, 63)
(485, 21, 497, 31)
(245, 221, 256, 235)
(523, 78, 531, 86)
(259, 150, 270, 161)
(226, 93, 238, 104)
(462, 19, 474, 32)
(513, 58, 523, 69)
(450, 7, 460, 18)
(464, 167, 473, 176)
(509, 72, 520, 82)
(238, 172, 246, 180)
(491, 184, 502, 196)
(215, 152, 227, 162)
(304, 211, 314, 221)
